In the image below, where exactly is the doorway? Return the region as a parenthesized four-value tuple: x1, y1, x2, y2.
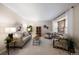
(36, 26, 41, 37)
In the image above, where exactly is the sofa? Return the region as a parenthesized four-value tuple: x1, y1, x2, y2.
(9, 31, 32, 48)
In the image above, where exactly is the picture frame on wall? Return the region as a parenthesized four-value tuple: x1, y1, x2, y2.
(58, 19, 65, 34)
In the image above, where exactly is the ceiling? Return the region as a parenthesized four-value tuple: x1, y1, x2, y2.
(3, 3, 79, 21)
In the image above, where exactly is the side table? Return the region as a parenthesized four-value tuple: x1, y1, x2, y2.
(7, 40, 16, 55)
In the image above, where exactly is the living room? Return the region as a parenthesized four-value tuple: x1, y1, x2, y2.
(0, 3, 79, 55)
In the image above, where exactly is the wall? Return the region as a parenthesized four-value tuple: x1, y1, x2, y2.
(73, 6, 79, 50)
(66, 8, 74, 36)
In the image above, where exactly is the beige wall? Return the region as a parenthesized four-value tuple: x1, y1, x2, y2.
(73, 6, 79, 50)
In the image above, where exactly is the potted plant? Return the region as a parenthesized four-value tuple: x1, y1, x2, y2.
(5, 34, 13, 54)
(27, 25, 32, 34)
(64, 36, 75, 54)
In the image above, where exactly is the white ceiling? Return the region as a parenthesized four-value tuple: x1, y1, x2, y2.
(3, 3, 79, 21)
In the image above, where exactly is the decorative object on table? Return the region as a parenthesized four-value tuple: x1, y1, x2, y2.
(27, 25, 32, 34)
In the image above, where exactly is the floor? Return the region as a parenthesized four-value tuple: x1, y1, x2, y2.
(1, 37, 69, 55)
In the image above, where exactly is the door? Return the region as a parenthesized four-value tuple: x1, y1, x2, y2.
(36, 26, 41, 36)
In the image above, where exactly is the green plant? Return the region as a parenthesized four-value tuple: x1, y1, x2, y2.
(5, 37, 12, 43)
(5, 36, 12, 50)
(27, 25, 32, 32)
(5, 34, 13, 48)
(64, 36, 75, 53)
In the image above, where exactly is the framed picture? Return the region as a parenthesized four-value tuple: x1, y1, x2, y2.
(58, 19, 65, 34)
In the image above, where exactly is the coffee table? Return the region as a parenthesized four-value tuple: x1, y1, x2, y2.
(33, 36, 41, 45)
